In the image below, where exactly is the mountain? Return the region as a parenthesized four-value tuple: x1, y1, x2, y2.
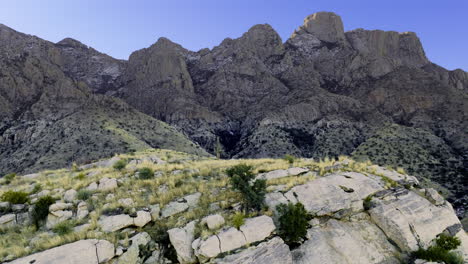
(0, 12, 466, 221)
(0, 24, 207, 175)
(52, 13, 467, 218)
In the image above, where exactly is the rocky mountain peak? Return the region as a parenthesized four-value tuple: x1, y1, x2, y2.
(292, 11, 345, 44)
(56, 37, 88, 49)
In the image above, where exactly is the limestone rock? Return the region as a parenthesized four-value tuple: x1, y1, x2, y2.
(133, 210, 151, 227)
(149, 204, 160, 221)
(161, 192, 201, 218)
(49, 202, 73, 212)
(168, 221, 197, 263)
(0, 214, 16, 227)
(63, 189, 77, 202)
(99, 214, 134, 232)
(239, 215, 275, 244)
(425, 188, 445, 205)
(202, 214, 225, 230)
(218, 227, 247, 253)
(7, 239, 114, 264)
(369, 190, 461, 251)
(77, 201, 89, 220)
(98, 177, 118, 192)
(46, 210, 73, 229)
(214, 237, 292, 264)
(257, 167, 309, 180)
(292, 218, 398, 264)
(292, 12, 345, 43)
(283, 172, 383, 216)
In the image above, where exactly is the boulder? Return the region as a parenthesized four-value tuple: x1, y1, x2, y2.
(168, 221, 197, 263)
(193, 236, 220, 261)
(63, 189, 77, 202)
(87, 182, 98, 191)
(214, 237, 292, 264)
(161, 192, 201, 218)
(218, 227, 247, 253)
(149, 204, 160, 221)
(369, 190, 461, 251)
(425, 188, 445, 206)
(240, 215, 275, 244)
(46, 210, 73, 228)
(0, 214, 16, 227)
(98, 177, 118, 191)
(77, 201, 89, 219)
(133, 210, 151, 227)
(49, 202, 73, 212)
(7, 239, 114, 264)
(118, 198, 134, 207)
(202, 214, 225, 230)
(99, 214, 134, 232)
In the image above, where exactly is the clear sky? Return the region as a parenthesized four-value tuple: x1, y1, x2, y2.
(1, 0, 466, 70)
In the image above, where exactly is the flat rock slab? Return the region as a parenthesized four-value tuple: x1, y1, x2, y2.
(369, 190, 463, 252)
(292, 218, 398, 264)
(7, 239, 114, 264)
(284, 172, 384, 216)
(214, 237, 292, 264)
(257, 167, 309, 180)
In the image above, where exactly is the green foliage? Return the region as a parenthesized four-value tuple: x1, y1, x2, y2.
(31, 184, 42, 194)
(77, 189, 92, 201)
(138, 167, 154, 179)
(32, 195, 55, 228)
(1, 190, 29, 204)
(226, 164, 266, 212)
(74, 173, 86, 180)
(4, 173, 16, 182)
(144, 221, 178, 263)
(381, 176, 398, 188)
(363, 195, 373, 211)
(113, 159, 127, 171)
(411, 233, 463, 264)
(232, 212, 245, 229)
(52, 220, 73, 235)
(276, 202, 310, 246)
(284, 154, 295, 165)
(435, 233, 461, 251)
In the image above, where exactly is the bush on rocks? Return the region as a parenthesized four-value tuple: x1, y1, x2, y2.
(226, 164, 266, 212)
(1, 190, 29, 204)
(32, 195, 55, 228)
(411, 233, 462, 264)
(113, 159, 127, 171)
(276, 202, 310, 247)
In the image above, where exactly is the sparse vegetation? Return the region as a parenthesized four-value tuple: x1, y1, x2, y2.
(138, 167, 154, 179)
(363, 195, 373, 210)
(276, 202, 310, 246)
(3, 173, 16, 182)
(77, 189, 92, 201)
(1, 190, 29, 204)
(284, 154, 295, 165)
(226, 164, 266, 212)
(113, 159, 127, 170)
(232, 212, 245, 229)
(52, 221, 74, 235)
(31, 195, 55, 228)
(411, 233, 462, 264)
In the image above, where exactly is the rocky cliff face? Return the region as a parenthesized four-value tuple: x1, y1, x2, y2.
(0, 12, 467, 224)
(0, 24, 206, 175)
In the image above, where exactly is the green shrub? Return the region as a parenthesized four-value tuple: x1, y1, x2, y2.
(3, 173, 16, 182)
(74, 173, 86, 180)
(226, 164, 266, 212)
(77, 189, 92, 201)
(436, 233, 461, 251)
(363, 195, 373, 211)
(52, 220, 73, 235)
(1, 190, 29, 204)
(232, 212, 245, 229)
(412, 233, 463, 264)
(31, 184, 42, 194)
(138, 167, 154, 179)
(284, 154, 295, 165)
(32, 195, 55, 228)
(276, 202, 310, 246)
(113, 160, 127, 171)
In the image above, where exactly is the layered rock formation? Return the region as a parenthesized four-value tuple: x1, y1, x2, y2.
(0, 24, 207, 175)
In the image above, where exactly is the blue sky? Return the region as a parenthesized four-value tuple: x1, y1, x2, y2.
(1, 0, 466, 70)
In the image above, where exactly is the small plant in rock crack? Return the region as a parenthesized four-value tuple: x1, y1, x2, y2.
(226, 164, 266, 213)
